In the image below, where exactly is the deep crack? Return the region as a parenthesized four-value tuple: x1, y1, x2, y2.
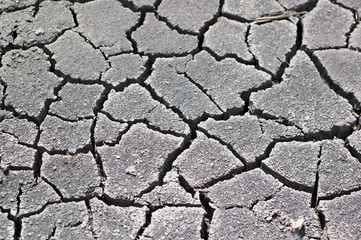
(311, 146, 322, 208)
(134, 209, 152, 240)
(199, 193, 215, 240)
(127, 11, 146, 54)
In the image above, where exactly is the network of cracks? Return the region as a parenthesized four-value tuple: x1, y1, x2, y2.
(0, 0, 361, 239)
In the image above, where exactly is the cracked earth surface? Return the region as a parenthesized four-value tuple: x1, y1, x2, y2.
(0, 0, 360, 239)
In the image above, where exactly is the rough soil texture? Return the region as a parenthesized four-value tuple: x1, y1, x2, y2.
(0, 0, 360, 239)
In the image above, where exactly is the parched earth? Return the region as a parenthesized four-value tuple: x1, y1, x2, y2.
(0, 0, 360, 239)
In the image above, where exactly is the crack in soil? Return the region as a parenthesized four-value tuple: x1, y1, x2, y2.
(1, 0, 361, 239)
(127, 11, 146, 54)
(84, 199, 96, 239)
(199, 193, 215, 240)
(310, 51, 361, 111)
(135, 135, 191, 198)
(177, 70, 225, 114)
(134, 208, 152, 240)
(311, 145, 322, 208)
(196, 127, 248, 168)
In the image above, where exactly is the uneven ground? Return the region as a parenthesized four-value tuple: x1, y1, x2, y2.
(0, 0, 361, 239)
